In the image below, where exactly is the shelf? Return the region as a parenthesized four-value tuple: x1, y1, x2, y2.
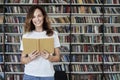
(4, 33, 22, 35)
(59, 33, 120, 35)
(63, 62, 120, 64)
(5, 62, 21, 64)
(68, 71, 120, 74)
(60, 52, 120, 54)
(1, 52, 21, 54)
(60, 43, 120, 45)
(4, 13, 120, 16)
(3, 3, 120, 6)
(5, 72, 23, 74)
(4, 42, 20, 44)
(4, 23, 120, 26)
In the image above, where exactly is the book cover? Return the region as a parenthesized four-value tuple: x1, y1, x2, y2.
(22, 38, 54, 54)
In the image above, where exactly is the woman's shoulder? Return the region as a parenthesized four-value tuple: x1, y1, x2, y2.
(52, 30, 59, 38)
(22, 32, 32, 38)
(53, 30, 58, 35)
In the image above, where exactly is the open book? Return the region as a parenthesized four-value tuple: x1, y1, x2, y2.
(22, 38, 54, 54)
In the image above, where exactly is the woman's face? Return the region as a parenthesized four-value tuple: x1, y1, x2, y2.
(32, 9, 44, 29)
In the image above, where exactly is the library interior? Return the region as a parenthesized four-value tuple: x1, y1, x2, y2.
(0, 0, 120, 80)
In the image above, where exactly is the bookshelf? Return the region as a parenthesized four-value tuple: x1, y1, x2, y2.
(0, 0, 120, 80)
(67, 1, 120, 80)
(0, 1, 5, 80)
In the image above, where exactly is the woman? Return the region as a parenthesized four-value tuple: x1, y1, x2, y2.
(20, 5, 60, 80)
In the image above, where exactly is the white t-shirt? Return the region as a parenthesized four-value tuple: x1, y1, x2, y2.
(20, 31, 60, 77)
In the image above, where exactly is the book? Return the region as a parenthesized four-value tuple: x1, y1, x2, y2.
(22, 38, 54, 54)
(0, 16, 3, 23)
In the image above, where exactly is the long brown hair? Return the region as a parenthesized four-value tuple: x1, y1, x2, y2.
(24, 5, 53, 36)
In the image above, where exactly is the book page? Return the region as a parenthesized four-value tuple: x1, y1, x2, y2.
(39, 38, 54, 54)
(22, 38, 38, 54)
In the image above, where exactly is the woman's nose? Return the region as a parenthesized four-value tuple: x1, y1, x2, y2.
(35, 17, 39, 20)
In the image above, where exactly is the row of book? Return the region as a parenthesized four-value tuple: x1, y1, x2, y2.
(61, 54, 120, 62)
(0, 24, 120, 34)
(59, 34, 120, 43)
(104, 36, 120, 43)
(0, 63, 64, 72)
(4, 25, 23, 33)
(4, 16, 120, 23)
(54, 25, 120, 33)
(3, 0, 120, 4)
(6, 74, 23, 80)
(4, 0, 46, 3)
(0, 64, 23, 72)
(4, 45, 20, 52)
(0, 53, 119, 63)
(4, 6, 120, 14)
(1, 53, 120, 63)
(68, 74, 93, 80)
(2, 14, 120, 24)
(0, 65, 64, 80)
(5, 54, 20, 62)
(0, 64, 64, 73)
(55, 35, 102, 43)
(69, 74, 120, 80)
(1, 25, 119, 33)
(2, 34, 120, 44)
(5, 64, 24, 72)
(4, 35, 21, 43)
(1, 42, 119, 52)
(5, 16, 25, 23)
(71, 44, 120, 52)
(51, 16, 119, 23)
(64, 64, 120, 72)
(1, 62, 120, 75)
(59, 44, 120, 52)
(73, 0, 120, 4)
(5, 6, 29, 13)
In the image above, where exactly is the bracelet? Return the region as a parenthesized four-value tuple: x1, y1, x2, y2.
(25, 54, 28, 57)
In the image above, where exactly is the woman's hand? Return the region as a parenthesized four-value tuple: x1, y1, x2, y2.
(41, 50, 50, 59)
(21, 50, 41, 64)
(28, 50, 41, 60)
(41, 48, 60, 62)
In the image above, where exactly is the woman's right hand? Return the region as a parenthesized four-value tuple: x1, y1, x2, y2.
(21, 50, 41, 64)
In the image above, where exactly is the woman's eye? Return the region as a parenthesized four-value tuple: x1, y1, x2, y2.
(38, 14, 42, 17)
(32, 16, 35, 18)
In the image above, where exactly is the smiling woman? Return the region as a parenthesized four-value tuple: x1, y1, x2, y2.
(32, 9, 44, 31)
(24, 5, 53, 36)
(20, 5, 61, 80)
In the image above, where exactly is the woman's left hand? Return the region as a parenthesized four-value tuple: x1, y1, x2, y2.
(41, 50, 50, 59)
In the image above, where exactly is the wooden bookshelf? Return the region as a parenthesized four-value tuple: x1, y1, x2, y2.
(0, 0, 120, 80)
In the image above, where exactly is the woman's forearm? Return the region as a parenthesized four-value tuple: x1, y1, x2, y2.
(48, 55, 60, 62)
